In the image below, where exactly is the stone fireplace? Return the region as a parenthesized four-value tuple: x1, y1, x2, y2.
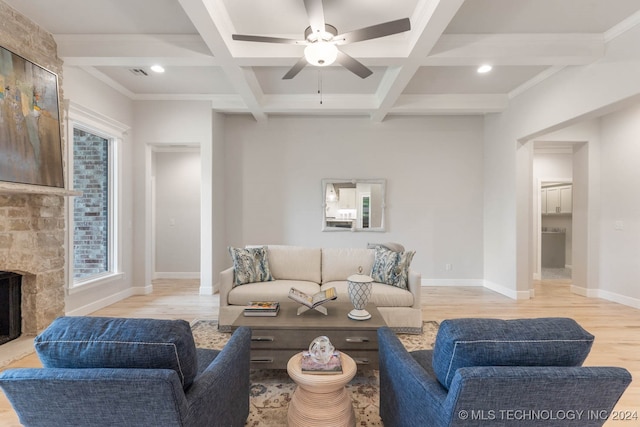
(0, 194, 66, 336)
(0, 2, 67, 340)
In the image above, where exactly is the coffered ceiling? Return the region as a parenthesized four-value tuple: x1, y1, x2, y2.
(5, 0, 640, 121)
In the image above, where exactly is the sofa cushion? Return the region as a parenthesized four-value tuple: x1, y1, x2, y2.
(321, 248, 375, 283)
(229, 246, 274, 286)
(370, 246, 415, 290)
(431, 317, 595, 390)
(34, 316, 199, 390)
(321, 281, 414, 307)
(228, 280, 321, 305)
(267, 245, 321, 283)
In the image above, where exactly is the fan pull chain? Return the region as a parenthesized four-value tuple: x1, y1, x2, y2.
(318, 71, 323, 105)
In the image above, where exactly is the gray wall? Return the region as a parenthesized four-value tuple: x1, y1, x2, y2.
(599, 103, 640, 301)
(131, 100, 212, 291)
(223, 115, 485, 282)
(154, 150, 201, 276)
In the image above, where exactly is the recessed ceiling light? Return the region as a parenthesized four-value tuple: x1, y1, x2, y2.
(477, 64, 492, 74)
(150, 64, 165, 73)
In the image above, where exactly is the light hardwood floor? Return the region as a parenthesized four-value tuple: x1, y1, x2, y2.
(1, 278, 638, 426)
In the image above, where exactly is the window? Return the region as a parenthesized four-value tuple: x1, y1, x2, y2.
(72, 128, 112, 280)
(66, 103, 125, 289)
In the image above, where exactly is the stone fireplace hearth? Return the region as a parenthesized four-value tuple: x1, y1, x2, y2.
(0, 194, 66, 336)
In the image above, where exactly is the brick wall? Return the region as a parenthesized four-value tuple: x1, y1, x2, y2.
(73, 128, 109, 278)
(0, 2, 63, 79)
(0, 2, 66, 334)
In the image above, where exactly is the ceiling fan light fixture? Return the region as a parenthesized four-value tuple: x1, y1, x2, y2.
(304, 41, 338, 66)
(477, 64, 492, 74)
(304, 24, 338, 43)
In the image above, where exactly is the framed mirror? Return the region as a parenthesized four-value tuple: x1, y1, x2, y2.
(322, 179, 386, 232)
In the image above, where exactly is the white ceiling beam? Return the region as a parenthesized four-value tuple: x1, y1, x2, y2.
(172, 93, 507, 116)
(371, 0, 466, 122)
(57, 32, 606, 68)
(61, 57, 220, 67)
(56, 34, 214, 62)
(177, 0, 267, 122)
(391, 94, 508, 115)
(426, 34, 604, 66)
(261, 94, 378, 113)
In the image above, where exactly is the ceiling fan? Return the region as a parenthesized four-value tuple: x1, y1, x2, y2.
(232, 0, 411, 80)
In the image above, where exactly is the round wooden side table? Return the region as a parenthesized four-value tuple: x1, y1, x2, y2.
(286, 351, 357, 427)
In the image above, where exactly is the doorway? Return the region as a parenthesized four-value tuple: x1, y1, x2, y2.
(539, 181, 572, 280)
(151, 146, 201, 280)
(533, 144, 574, 282)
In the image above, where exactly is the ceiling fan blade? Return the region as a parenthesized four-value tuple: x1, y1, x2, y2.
(303, 0, 326, 35)
(283, 57, 308, 79)
(232, 34, 303, 45)
(334, 17, 411, 45)
(336, 50, 372, 79)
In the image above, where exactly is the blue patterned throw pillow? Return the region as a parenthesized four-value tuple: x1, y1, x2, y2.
(370, 246, 415, 289)
(228, 246, 274, 286)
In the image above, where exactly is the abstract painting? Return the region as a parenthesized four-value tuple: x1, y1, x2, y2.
(0, 46, 64, 188)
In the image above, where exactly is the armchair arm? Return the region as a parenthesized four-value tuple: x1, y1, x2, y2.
(407, 269, 421, 309)
(218, 267, 234, 307)
(184, 326, 251, 427)
(445, 366, 632, 427)
(0, 368, 187, 427)
(378, 327, 450, 427)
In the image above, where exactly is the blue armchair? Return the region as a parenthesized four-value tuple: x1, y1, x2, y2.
(378, 318, 632, 427)
(0, 316, 251, 427)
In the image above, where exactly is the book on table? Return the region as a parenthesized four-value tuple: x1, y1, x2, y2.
(301, 351, 343, 374)
(288, 287, 337, 309)
(243, 301, 280, 317)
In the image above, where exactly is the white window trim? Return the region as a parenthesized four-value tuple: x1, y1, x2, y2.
(65, 101, 129, 293)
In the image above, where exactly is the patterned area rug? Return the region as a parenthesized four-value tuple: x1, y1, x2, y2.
(190, 320, 439, 426)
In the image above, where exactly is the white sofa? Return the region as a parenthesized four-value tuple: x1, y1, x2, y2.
(218, 245, 422, 334)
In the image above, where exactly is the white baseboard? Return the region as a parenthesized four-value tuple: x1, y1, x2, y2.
(199, 284, 214, 295)
(154, 272, 200, 279)
(483, 280, 531, 300)
(595, 288, 640, 309)
(65, 285, 151, 316)
(572, 285, 640, 309)
(421, 279, 484, 287)
(422, 279, 639, 304)
(421, 279, 529, 300)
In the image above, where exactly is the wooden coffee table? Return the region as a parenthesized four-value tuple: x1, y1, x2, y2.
(231, 302, 386, 370)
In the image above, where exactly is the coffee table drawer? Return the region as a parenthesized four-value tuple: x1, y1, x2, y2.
(343, 350, 379, 369)
(249, 329, 378, 350)
(249, 349, 300, 370)
(325, 331, 378, 351)
(249, 349, 379, 370)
